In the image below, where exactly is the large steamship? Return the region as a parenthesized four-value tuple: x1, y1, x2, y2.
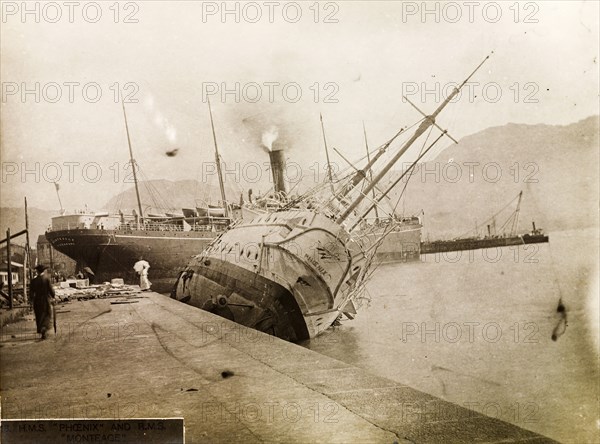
(44, 209, 233, 292)
(45, 101, 236, 293)
(172, 55, 491, 340)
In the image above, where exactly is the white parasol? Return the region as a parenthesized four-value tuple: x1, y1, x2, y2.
(133, 260, 150, 273)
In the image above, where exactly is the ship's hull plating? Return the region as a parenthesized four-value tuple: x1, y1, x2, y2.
(45, 229, 219, 292)
(522, 234, 549, 244)
(173, 210, 369, 341)
(421, 236, 526, 255)
(370, 224, 422, 262)
(174, 257, 310, 341)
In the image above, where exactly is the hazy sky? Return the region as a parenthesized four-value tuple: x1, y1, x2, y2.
(1, 1, 598, 211)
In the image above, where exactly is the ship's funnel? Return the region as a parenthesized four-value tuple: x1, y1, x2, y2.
(268, 144, 286, 195)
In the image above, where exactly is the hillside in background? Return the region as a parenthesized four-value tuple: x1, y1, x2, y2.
(392, 116, 599, 239)
(102, 180, 244, 214)
(2, 116, 598, 243)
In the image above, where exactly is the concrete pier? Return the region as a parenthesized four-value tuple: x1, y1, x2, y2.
(1, 292, 556, 443)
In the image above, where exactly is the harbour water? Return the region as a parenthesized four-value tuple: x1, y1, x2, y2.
(302, 228, 599, 443)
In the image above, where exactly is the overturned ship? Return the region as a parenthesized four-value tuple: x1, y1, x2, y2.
(172, 55, 490, 340)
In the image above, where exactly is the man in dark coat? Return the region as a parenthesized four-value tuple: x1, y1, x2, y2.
(31, 264, 55, 340)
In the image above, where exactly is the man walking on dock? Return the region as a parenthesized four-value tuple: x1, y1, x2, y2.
(31, 264, 55, 340)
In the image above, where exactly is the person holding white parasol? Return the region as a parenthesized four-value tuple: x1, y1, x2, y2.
(133, 259, 151, 291)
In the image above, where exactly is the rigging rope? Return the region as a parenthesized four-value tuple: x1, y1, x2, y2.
(391, 124, 435, 215)
(455, 192, 522, 238)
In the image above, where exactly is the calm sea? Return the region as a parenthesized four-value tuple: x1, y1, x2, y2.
(302, 228, 599, 443)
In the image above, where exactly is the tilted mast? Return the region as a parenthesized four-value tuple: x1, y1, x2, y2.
(320, 114, 336, 194)
(362, 122, 379, 220)
(511, 190, 523, 236)
(336, 54, 491, 224)
(340, 126, 406, 199)
(121, 100, 144, 225)
(323, 125, 407, 210)
(207, 98, 228, 217)
(349, 131, 446, 231)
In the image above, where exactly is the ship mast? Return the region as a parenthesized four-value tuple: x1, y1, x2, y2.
(337, 54, 491, 224)
(320, 113, 335, 194)
(339, 126, 406, 199)
(207, 98, 228, 217)
(322, 125, 406, 210)
(121, 100, 144, 226)
(349, 131, 446, 231)
(362, 122, 379, 221)
(511, 190, 523, 236)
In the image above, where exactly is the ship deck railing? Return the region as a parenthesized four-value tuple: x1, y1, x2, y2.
(116, 223, 224, 232)
(47, 222, 228, 233)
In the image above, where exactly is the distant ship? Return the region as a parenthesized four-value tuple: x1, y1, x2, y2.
(420, 191, 549, 255)
(368, 216, 422, 262)
(172, 55, 490, 340)
(521, 221, 549, 244)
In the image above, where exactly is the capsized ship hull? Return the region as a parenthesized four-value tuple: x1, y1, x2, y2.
(172, 210, 372, 341)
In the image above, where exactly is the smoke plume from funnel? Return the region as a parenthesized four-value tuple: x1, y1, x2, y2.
(261, 126, 279, 152)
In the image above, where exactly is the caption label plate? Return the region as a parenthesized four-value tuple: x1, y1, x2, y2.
(1, 418, 184, 443)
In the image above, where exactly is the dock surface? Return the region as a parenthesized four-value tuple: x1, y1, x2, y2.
(1, 292, 556, 443)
